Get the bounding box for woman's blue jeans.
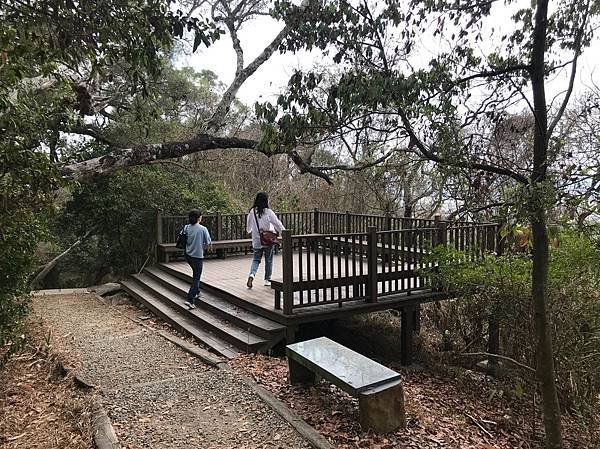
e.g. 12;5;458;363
185;255;204;301
249;246;274;280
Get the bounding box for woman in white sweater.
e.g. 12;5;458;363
246;192;285;288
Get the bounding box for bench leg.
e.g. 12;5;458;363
359;382;406;433
400;305;417;365
288;358;316;385
165;253;170;263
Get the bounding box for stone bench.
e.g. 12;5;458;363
286;337;406;433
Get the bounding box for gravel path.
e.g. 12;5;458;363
34;293;311;449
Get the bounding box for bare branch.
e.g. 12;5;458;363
288;150;333;185
206;0;309;132
59;134;260;180
397;109;529;184
547;0;591;139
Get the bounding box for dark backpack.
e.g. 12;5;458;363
175;225;188;250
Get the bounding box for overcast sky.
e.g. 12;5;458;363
180;6;600;109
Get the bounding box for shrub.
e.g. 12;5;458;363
52;166;233;284
426;230;600;414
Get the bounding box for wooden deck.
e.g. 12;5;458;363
127;210;498;359
162;252;444;325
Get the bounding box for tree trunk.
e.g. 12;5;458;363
29;234;89;289
530;0;563;447
531;210;562;448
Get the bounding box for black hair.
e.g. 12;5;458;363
252;192;269;217
188;209;202;224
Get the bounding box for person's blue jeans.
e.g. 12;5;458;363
185;255;204;301
249;246;274;280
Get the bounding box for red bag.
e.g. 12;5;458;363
254;209;278;246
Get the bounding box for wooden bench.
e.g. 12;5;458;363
286;337;406;433
158;239;253;262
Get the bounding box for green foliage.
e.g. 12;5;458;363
426;231;600;414
54;166;233;282
0;1;222;342
0;0;219;101
0;141;59;348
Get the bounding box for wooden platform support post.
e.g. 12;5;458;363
400;305;418;365
282;230;294;315
313;208;320;234
216;211;225;258
155;208;163;262
366;226;378;303
345;210;351;233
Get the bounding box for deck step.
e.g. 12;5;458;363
144;266;286;339
131;273;271;352
121;279;238;358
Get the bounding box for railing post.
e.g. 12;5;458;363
215;211;225;258
433;215;447;247
155;208;163;262
496;221;505;256
155;208;163;245
386;215;392;231
216;211;223;240
366;226;378;303
282;230;294;315
313;208;320;234
345;210;351;233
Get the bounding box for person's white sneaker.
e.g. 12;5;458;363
247;275;254;288
263;279;271;286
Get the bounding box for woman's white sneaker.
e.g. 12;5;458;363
247;275;254;288
263;279;271;286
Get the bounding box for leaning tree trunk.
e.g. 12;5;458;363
530;0;563;447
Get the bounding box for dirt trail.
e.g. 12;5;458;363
34;293;311;449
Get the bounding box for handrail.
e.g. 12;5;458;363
277;221;501;314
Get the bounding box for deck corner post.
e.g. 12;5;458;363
366;226;378;303
282;230;294;315
155;208;163;245
155;208;163;262
345;210;351;233
496;220;505;256
313;208;320;234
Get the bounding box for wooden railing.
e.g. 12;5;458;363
156;209;500;313
155;209;490;245
277;221;501;314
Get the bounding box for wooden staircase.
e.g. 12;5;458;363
121;265;286;358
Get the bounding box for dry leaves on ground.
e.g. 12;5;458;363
230;354;599;449
0;321;94;449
